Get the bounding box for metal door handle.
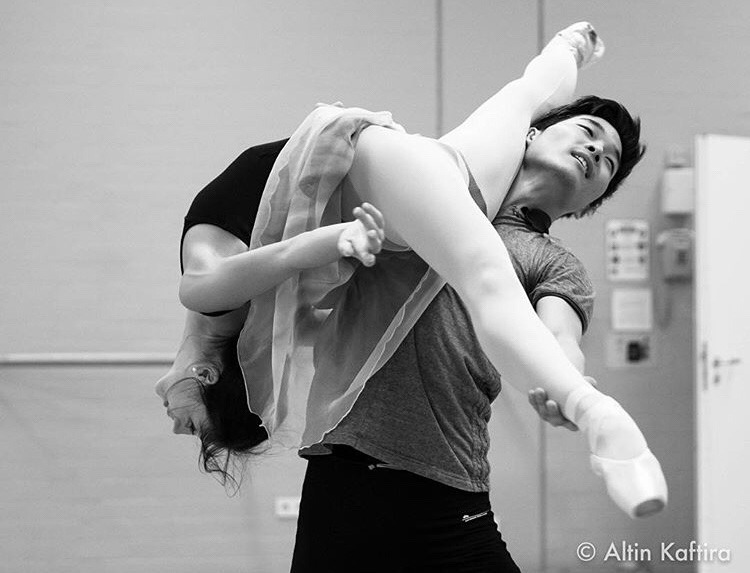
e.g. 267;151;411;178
713;357;742;385
713;358;741;368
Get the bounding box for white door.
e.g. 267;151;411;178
695;134;750;572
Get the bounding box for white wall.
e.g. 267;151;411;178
0;0;436;354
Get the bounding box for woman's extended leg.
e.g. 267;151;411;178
440;22;602;218
348;26;666;518
349;126;596;426
351;21;600;405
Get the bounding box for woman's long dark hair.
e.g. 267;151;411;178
197;334;268;491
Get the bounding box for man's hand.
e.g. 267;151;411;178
338;203;385;266
528;376;597;431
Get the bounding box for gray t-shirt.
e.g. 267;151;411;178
306;205;594;492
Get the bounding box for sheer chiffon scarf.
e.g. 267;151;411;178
238;104;460;449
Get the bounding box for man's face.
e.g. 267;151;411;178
524;114;623;215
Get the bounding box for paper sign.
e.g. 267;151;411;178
611;288;653;332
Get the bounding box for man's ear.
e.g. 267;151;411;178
191;364;220;385
526;127;540;146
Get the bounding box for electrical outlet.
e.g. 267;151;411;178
274;496;301;519
606;333;654;368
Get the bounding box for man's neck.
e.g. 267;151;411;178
501;170;562;222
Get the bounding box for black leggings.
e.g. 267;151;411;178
290;449;522;572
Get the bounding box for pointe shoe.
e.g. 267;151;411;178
591;448;668;518
564;387;667;518
546;21;605;70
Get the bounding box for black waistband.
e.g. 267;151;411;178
327;445;382;465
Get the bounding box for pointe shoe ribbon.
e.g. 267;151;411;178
590;448;668;518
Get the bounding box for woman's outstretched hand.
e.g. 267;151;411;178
338;202;385;266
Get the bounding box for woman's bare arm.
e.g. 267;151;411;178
179;204;384;314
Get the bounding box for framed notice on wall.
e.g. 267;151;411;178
605;219;650;281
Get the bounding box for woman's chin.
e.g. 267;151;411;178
154;369;182;400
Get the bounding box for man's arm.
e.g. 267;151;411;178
529;295;589;431
536;295;584;371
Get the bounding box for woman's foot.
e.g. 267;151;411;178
564;386;668;518
591;449;668;518
545;21;605;69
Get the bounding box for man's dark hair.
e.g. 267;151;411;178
532;95;646;217
197;334;269;492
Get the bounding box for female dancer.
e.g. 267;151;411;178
155;138;580;491
163;22;666;518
